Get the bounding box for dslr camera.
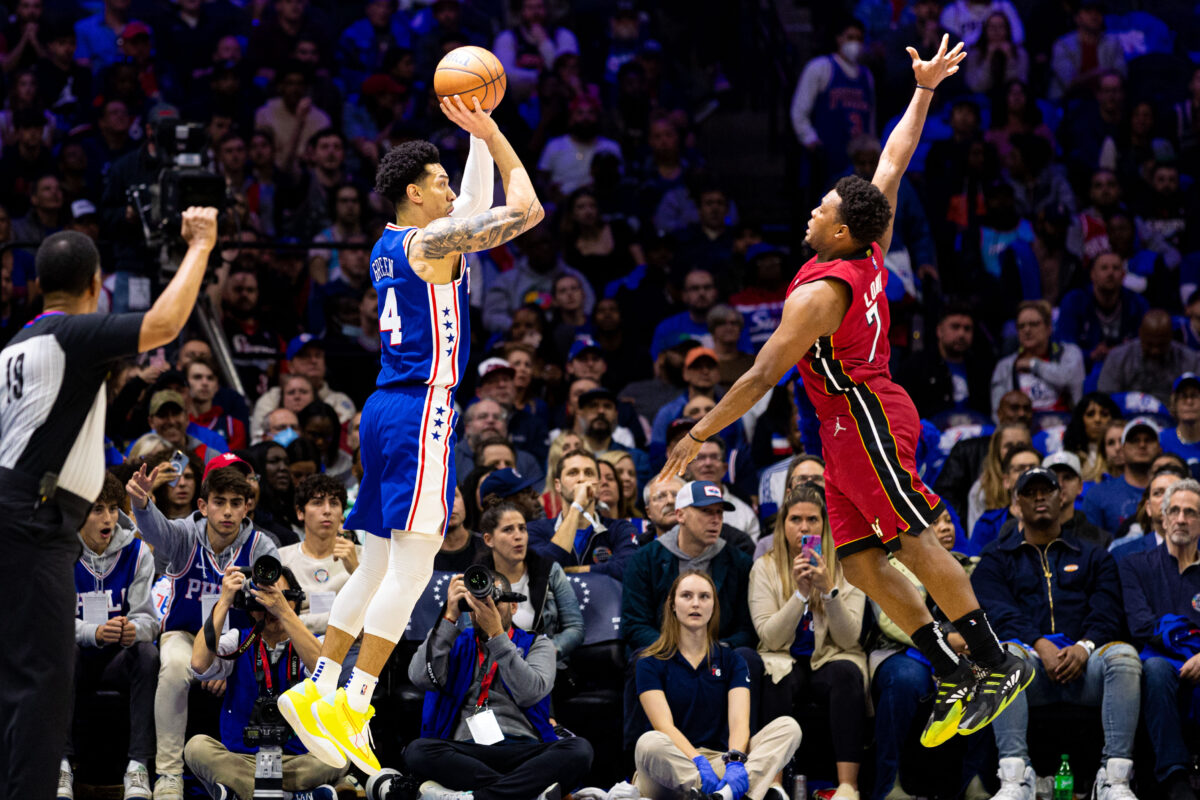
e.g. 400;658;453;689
242;693;291;750
458;565;527;613
232;555;306;614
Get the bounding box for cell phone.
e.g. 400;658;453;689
168;450;188;487
800;533;822;564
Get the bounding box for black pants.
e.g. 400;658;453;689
404;737;593;800
761;658;866;765
0;479;87;800
65;642;160;762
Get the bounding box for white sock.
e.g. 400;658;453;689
311;656;341;698
126;759;145;773
61;758;72;773
345;667;379;713
718;787;734;800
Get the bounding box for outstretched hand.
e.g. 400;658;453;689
657;433;703;485
126;463;164;510
439;95;499;141
906;34;966;89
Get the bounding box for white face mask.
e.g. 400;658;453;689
839;40;863;63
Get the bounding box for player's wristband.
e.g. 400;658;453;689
916;83;935;92
687;431;706;444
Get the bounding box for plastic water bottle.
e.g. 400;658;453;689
793;774;807;800
1054;755;1074;800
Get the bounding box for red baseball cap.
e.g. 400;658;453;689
202;452;254;482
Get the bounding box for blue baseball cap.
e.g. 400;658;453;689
674;480;734;511
1174;373;1200;393
286;333;323;361
567;335;603;362
480;468;539;499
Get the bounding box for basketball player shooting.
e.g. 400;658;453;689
661;36;1031;748
278;94;544;774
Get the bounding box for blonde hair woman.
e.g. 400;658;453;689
967;422;1032;532
635;571;801;800
749;486;868;800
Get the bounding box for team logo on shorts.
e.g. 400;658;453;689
833;419;846;437
1192;593;1200;613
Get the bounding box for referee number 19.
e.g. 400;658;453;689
380;287;402;345
4;352;23;403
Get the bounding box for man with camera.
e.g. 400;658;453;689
186;562;348;800
127;463;279;800
368;569;592;800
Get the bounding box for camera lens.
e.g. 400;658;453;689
252;554;282;586
463;565;494;599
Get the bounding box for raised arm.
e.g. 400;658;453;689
658;278;850;482
872;35;965;254
411;97;544;268
138;207;218;352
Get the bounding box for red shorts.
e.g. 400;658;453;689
818;380;945;557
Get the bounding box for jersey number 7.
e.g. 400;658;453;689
380;287;402;345
865;301;882;363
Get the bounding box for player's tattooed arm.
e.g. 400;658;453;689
416;197;543;259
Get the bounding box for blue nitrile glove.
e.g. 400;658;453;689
693;756;721;794
720;761;750;800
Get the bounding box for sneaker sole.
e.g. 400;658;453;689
957;666;1035;735
312;700;381;776
919;698;966;748
278;691;349;769
366;768;402;800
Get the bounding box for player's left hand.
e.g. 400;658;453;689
907;34;966;89
439;95;499;141
658;433;704;484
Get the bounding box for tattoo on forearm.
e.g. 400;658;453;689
420;199;539;258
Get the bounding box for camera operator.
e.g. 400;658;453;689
186;564;348;800
382;570;592;800
126;463;278;800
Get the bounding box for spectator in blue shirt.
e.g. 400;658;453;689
1119;478;1200;800
972;467;1141;800
74;0;132;76
633;570;801;800
1055;251;1150;368
651;268;750;359
1083;417;1162;533
1159;374;1200;479
337;0;412;93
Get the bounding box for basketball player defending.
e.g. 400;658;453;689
663;36;1031;748
279;96;543;773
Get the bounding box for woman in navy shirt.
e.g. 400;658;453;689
634;571;801;800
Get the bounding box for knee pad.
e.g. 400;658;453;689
327;534;391;637
362;530;443;644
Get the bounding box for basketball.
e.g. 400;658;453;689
434;46;507;112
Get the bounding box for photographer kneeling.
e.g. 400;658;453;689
185;563;349;800
380;569;593;800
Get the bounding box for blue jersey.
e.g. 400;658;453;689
372;224;471;390
813;56;874;175
159;533;263;633
75;538;148;620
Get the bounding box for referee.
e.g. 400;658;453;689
0;207;218;800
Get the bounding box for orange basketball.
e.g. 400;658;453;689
434;46;507;112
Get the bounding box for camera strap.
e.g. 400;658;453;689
473;629;515;710
256;640;299;695
216;617;267;661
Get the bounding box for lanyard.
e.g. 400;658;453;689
257;640;296;693
23;310;66;328
474;629;515;709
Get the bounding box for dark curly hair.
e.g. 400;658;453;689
833;175;892;247
375;140;441;207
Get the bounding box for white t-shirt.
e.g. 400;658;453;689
279;541;362;635
510;572;535;632
537;134;623;196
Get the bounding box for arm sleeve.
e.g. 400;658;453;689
488;633;555;705
126;543;159;643
450;135;495;220
1117;556;1157;645
621;549;661;652
131;501;194;571
789;58;830;147
635;655;664;696
547;563;585;659
748;559;806;650
1081;549;1124;646
970;551;1040;645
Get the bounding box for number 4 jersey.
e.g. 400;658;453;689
371;223;470;390
789;242;892;415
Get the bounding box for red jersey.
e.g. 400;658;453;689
788;242;893;417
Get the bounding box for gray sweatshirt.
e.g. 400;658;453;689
657;527;727;574
132;501;278;584
409;620;557;742
75;510;157;647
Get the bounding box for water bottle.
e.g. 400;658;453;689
793;773;807;800
1054;755;1074;800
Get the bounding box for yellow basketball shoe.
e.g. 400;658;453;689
278;679;348;769
313;688;381;775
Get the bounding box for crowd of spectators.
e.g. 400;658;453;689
10;0;1200;798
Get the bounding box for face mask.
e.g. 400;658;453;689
839;40;863;63
273;427;300;448
341;324;363;339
